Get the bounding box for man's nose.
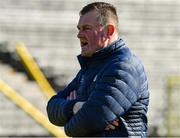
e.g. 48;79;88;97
77;30;83;38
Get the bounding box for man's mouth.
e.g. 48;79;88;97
80;39;88;47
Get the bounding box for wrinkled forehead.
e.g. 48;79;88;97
78;10;99;26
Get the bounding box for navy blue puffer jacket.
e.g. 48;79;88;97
47;38;149;137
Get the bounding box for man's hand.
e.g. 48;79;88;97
66;90;85;114
105;119;119;131
73;101;85;114
67;90;77;100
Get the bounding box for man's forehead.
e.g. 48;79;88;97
79;11;98;21
78;11;98;25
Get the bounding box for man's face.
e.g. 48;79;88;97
77;10;108;57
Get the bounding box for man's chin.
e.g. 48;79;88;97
81;52;93;57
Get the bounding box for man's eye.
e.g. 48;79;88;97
84;26;91;30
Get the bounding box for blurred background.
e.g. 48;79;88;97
0;0;180;137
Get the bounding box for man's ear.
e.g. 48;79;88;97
106;24;115;37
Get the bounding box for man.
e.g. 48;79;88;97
47;2;149;137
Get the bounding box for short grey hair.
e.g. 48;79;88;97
80;2;119;33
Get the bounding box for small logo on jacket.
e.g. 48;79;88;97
80;75;85;85
93;75;97;82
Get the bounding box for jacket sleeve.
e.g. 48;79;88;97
64;62;140;136
46;72;80;126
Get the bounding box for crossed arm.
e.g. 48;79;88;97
67;90;119;131
47;63;138;136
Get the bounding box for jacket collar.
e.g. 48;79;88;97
77;38;126;68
